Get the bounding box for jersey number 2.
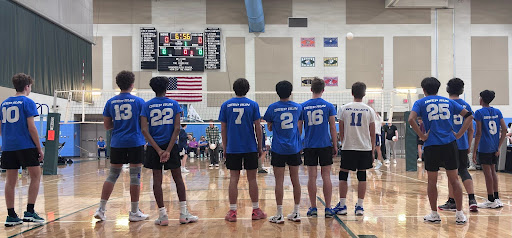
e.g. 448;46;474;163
280;112;293;129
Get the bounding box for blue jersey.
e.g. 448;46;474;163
411;95;463;147
219;97;260;154
0;96;39;151
301;98;336;148
452;99;472;150
97;141;106;147
263;101;303;155
178;129;187;150
474;107;503;153
141;97;182;145
103;93;146;148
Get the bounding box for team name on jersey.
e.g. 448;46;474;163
227;103;250;107
343;107;369;112
304;104;326;110
424;98;449;104
111;99;135;104
483;115;499;119
149;103;174;108
2;101;23;106
274;107;298;112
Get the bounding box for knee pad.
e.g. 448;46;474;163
357;171;367;181
339;171;349;181
106;167;122;184
130;167;142;185
459;168;472;182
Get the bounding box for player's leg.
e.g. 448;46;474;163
170;167;198;224
478;152;498;208
307;165;318;216
375;142;383;169
269;164;285;223
490;163;502;207
24;165;44;223
319;147;334;217
438;182;456;211
355;169;367;216
152;169;168;226
181;152;189;172
4;168;22;227
417;144;423;161
423;170;442;223
225;153;241;222
288;163;301;222
446;169;467;224
246;153;266;220
385;140;392;163
457;150;477;211
336;168;349;215
126;146;147;221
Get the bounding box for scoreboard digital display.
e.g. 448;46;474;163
158;32;204;72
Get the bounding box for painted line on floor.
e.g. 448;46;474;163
317;196;358;238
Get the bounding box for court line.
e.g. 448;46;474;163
381;169;511;207
317;196;358;238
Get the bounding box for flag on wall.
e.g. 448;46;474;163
166;77;203;102
301;37;315;47
324;77;338;86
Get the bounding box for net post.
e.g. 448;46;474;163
53;90;58;113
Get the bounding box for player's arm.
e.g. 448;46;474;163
103;117;113;130
338;119;345;144
329;115;337;156
166;113;182;153
141;116;162;153
370;122;376;152
408;111;427;141
472;120;482;163
467;120;474;150
455;109;473;139
298;120;303;135
221;122;227;158
497;119;508;157
27;116;44;161
267;122;273;132
254;119;263;154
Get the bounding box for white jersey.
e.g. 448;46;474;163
375;113;382;135
338;102;375;151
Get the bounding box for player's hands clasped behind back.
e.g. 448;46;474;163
38;149;44;162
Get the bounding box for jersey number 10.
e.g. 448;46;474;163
1;107;19;123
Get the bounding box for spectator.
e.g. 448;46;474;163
179;124;189;173
206;120;220;167
384;122;398;164
199;136;208;157
97;136;107;159
188;137;199;157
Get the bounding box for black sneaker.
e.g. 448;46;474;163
438;200;456;211
469;199;478;212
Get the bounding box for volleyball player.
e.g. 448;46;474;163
220;78;266;222
1;73;45;227
301;77;337;218
473;90;507;209
263;81;303;223
94;71;148;222
438;78;478;212
408;77;472;225
140;76;198;225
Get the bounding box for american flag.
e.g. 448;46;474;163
166;77;202;102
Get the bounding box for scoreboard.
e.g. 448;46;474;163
158;32;204;72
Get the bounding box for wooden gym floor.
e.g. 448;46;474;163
1;155;511;238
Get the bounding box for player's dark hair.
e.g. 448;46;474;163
480;90;495;104
420;77;440;95
149;76;169;95
351;82;366;99
276;80;293;99
12;73;34;92
508;122;512;128
233;78;250;96
311;77;325;94
181;124;187;128
446;78;464;96
116;70;135;91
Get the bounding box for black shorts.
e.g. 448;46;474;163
376;134;381;147
271;152;302;167
144;143;181;170
340;150;373;171
1;148;40;169
110;146;144;164
417;138;424;145
303;147;333;166
458;150;469;169
423;141;459;171
226;152;258;170
478;152;498;165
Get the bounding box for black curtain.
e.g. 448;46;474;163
0;0;92;96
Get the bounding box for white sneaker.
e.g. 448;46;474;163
209;164;214;167
478;200;499;209
181;167;190;173
423;212;441;223
129;210;149;222
393;159;397;164
374;161;382;170
287;212;301;222
467;165;476;171
455;212;467;225
495;199;504;208
215;164;220;167
384;159;390;164
268;214;285;224
94;208;106;221
154;214;169;226
417;158;422;162
180;212;198;224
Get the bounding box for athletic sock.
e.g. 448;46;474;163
468;194;475;201
131;202;139;213
99;199;108;211
7;208;17;218
27;204;35;213
158;207;167;216
494;192;499;200
431;210;439;216
252;202;259;209
229;204;237;211
488;194;495;202
339;198;346;207
357;198;364;207
455;210;463;216
293;204;300;213
276;205;283;216
180;201;188;214
447;198;455;203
